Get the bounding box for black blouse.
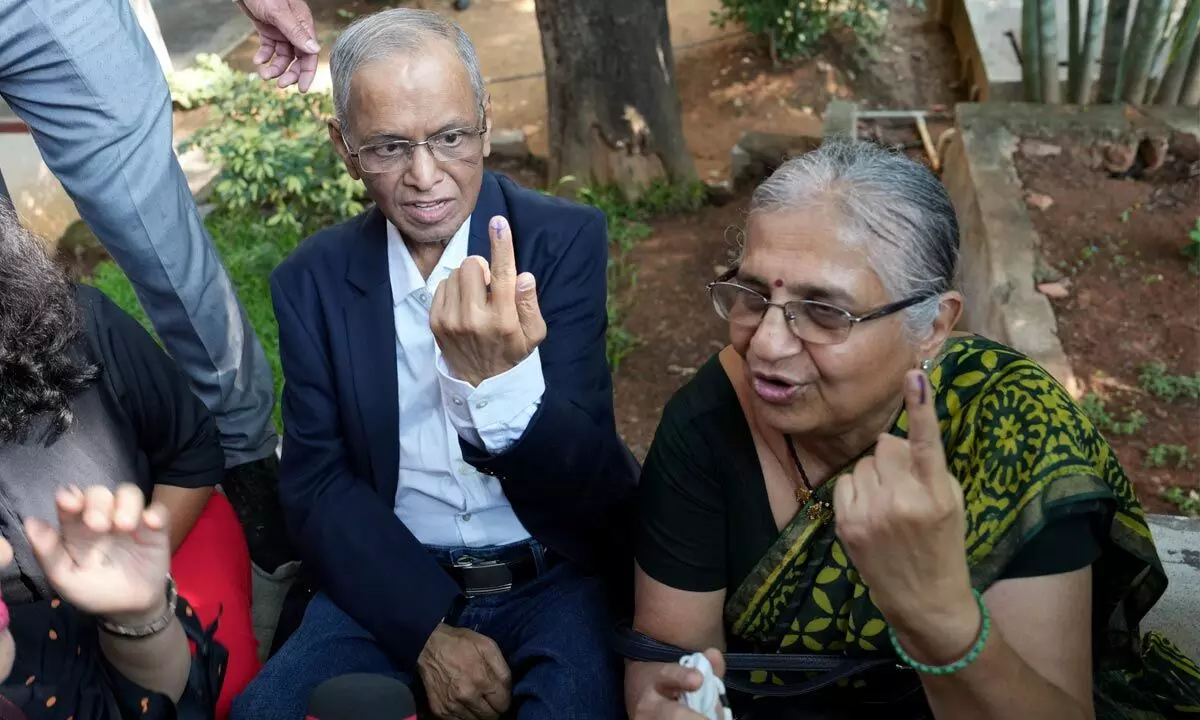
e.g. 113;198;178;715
0;285;224;605
636;355;1101;595
0;596;225;720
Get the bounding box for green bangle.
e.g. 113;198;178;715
887;589;990;675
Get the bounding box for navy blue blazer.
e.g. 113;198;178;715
270;171;637;668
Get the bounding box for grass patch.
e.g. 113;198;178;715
1079;393;1147;436
1144;443;1196;470
1138;362;1200;402
1160;487;1200;517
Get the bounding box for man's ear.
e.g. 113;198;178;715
918;290;964;359
328;120;361;181
480;93;493;159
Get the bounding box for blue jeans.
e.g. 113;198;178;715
233;546;623;720
0;0;276;466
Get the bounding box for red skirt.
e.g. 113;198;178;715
171;492;261;720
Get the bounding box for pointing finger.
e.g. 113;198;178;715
488;216;517;300
903;370;947;483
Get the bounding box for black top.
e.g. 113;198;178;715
0;596;225;720
0;285;223;604
637;355;1102;594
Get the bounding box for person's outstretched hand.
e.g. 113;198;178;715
24;484;171;621
236;0;321;92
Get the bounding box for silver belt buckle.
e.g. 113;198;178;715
453;555;511;598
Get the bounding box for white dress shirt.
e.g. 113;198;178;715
386;217;544;548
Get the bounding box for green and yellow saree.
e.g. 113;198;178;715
725;336;1199;717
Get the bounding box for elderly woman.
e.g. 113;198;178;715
626;141;1198;719
0;200;259;718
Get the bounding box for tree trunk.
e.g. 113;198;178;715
1023;0;1044;100
534;0;695;197
1039;0;1062;102
1097;0;1132;101
1122;0;1171;102
1069;0;1082;96
1181;32;1200;103
1156;0;1200;103
1074;0;1107;102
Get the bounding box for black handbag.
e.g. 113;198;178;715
613;625;930;719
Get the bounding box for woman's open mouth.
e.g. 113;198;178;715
752;374;801;404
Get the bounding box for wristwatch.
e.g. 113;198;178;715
98;575;178;638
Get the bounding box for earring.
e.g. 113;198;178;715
920;358;934;373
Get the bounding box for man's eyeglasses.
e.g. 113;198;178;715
347;126;487;174
706;271;936;346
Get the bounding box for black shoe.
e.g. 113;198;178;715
222;455;297;573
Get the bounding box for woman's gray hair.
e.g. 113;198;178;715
748;140;959;339
330;8;485;127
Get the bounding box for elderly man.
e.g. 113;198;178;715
232;9;636;720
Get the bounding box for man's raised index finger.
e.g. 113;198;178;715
489;216;517;292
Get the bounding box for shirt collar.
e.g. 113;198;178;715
386;215;471;306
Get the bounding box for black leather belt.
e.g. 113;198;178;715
437;546;553;598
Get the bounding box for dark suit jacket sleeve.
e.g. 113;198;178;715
462;212;636;558
270;267;459;668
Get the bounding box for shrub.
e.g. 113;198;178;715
712;0;893;63
168;53;241;110
180;60;365;235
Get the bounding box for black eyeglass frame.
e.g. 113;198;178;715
706;266;939;345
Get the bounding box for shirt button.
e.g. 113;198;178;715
453;397;464;406
475;400;489;409
461;512;472;522
418;291;431;304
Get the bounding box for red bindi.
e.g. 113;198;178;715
773;279;784;288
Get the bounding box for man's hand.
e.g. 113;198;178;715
235;0;321;92
418;624;512;720
431;216;547;387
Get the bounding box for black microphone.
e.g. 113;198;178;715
306;674;417;720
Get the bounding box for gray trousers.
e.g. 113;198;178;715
0;0;277;466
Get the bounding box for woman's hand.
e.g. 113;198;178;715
834;370;980;664
630;649;726;720
24;484;171;622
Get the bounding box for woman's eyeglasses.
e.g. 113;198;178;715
706;275;936;346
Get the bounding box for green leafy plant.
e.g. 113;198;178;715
168;53;242;110
1160;486;1200;516
1144;443;1195;469
1139;362;1200;402
711;0;893;63
179;58;366;234
1079;392;1146;435
1184;217;1200;274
